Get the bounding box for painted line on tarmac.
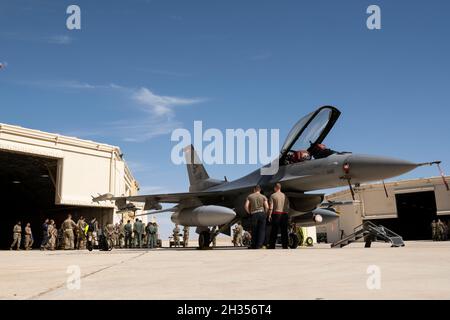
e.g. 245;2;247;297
28;251;148;300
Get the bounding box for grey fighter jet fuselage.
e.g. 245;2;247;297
93;106;425;248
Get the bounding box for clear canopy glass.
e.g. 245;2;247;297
281;107;337;154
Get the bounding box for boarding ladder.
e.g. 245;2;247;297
331;221;405;248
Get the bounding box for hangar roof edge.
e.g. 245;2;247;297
0;122;122;154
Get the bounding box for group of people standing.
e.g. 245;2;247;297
123;219;159;249
10;219;60;251
10;221;36;250
171;224;190;247
431;219;449;241
10;215;160;251
244;183;290;249
232;222;251;247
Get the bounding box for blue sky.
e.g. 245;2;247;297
1;0;449;238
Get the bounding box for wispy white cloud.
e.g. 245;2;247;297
0;32;73;45
106;116;183;142
56;81;122;90
24;80;203;118
41;80;206;142
46;35;73;45
132;87;205;116
13;79;123;90
53;80;98;89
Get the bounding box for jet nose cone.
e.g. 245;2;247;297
347;154;418;183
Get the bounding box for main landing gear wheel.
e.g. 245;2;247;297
288;233;299;249
198;231;211;249
305;236;314;247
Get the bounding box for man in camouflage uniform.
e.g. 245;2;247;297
183;226;189;247
40;218;49;250
133;219;144;248
76;216;87;250
431;220;437;241
124;220;133;248
62;214;77;250
147;222;157;248
24;222;33;250
437;219;445;241
46;220;57;250
173;224;181;247
118;221;125;248
57;227;64;249
104;223;115;249
113;223;120;248
233;223;243;247
443;221;449;241
10;221;22;250
153;223;159;248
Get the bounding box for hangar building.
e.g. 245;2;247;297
0;123;139;249
321;176;450;243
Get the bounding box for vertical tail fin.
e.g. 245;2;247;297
184;145;209;188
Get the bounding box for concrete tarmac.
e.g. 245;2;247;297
1;240;450;300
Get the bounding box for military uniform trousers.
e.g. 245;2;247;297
64;229;75;249
250;211;266;249
269;212;289;249
125;232;132;248
11;232;21;250
24;235;33;250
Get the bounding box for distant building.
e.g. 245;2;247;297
321;176;450;243
0;123;139;248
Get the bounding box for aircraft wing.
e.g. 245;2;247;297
124;191;224;204
93;190;231;210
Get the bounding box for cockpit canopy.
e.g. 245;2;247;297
280;106;341;164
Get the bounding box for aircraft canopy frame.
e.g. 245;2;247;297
279;106;341;162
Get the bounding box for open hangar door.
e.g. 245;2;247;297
367;190;438;240
0;150;113;249
395;191;438;240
